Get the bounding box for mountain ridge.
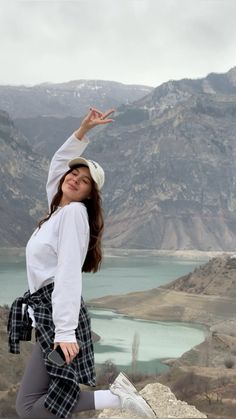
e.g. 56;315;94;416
0;79;153;119
2;67;236;249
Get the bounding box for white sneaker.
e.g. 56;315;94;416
110;372;156;418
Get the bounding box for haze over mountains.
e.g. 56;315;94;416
1;68;236;250
0;80;152;119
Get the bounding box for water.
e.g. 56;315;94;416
91;309;207;374
0;251;208;373
0;253;208;305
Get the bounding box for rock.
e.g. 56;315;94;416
163;255;236;298
210;319;236;337
97;382;207;418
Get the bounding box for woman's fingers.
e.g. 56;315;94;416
59;342;80;365
72;342;80;355
89;108;103;121
101;108;115;119
67;343;80;363
90;107;115;121
80;107;115;132
63;347;71;365
90;107;103;116
98;118;114;125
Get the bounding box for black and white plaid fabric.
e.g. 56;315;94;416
7;282;96;418
7;290;33;354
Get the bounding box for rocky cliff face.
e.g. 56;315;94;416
0;111;47;246
95;67;236;250
2;68;236;249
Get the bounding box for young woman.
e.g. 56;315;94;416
8;107;155;418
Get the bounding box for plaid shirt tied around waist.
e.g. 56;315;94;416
7;282;96;418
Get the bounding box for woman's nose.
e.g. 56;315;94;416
73;177;81;184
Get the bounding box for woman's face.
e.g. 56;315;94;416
60;167;93;206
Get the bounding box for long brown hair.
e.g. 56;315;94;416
38;167;104;273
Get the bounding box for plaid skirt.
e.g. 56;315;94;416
7;282;96;418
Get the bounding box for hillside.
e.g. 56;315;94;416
99;68;236;249
89;254;236;325
163;254;236;297
2;67;236;249
89;255;236;419
0;111;47;246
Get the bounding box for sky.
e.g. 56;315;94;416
0;0;236;88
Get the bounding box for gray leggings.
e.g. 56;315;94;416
16;341;95;418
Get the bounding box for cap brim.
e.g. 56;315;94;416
68;157;89;168
68;157;105;190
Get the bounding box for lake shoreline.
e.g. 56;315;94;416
87;288;236;371
88;303;210;334
88;287;236;328
1;246;235;259
89;306;208;372
103;248;236;259
89;304;210;367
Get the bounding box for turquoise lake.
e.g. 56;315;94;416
0;251;209;373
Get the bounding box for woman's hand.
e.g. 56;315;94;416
74;107;115;140
53;342;80;365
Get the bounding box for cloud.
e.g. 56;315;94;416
0;0;235;86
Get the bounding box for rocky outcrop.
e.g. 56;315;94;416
97;382;207;418
163;254;236;297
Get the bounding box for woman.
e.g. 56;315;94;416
8;107;155;418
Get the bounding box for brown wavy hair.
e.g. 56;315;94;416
38;166;104;273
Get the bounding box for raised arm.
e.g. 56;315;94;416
46;108;115;209
46;132;89;209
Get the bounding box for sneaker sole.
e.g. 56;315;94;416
121;373;156;416
111;372;156;417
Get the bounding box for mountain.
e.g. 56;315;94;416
97;67;236;249
163;254;236;297
2;67;236;249
0;111;47;246
136;66;236;116
0;80;153;119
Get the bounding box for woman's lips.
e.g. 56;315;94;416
68;183;78;191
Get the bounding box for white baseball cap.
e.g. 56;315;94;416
68;157;105;190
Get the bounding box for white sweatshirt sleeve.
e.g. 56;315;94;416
52;202;90;343
46;133;89;209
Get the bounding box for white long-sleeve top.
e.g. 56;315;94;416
25;133;90;342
